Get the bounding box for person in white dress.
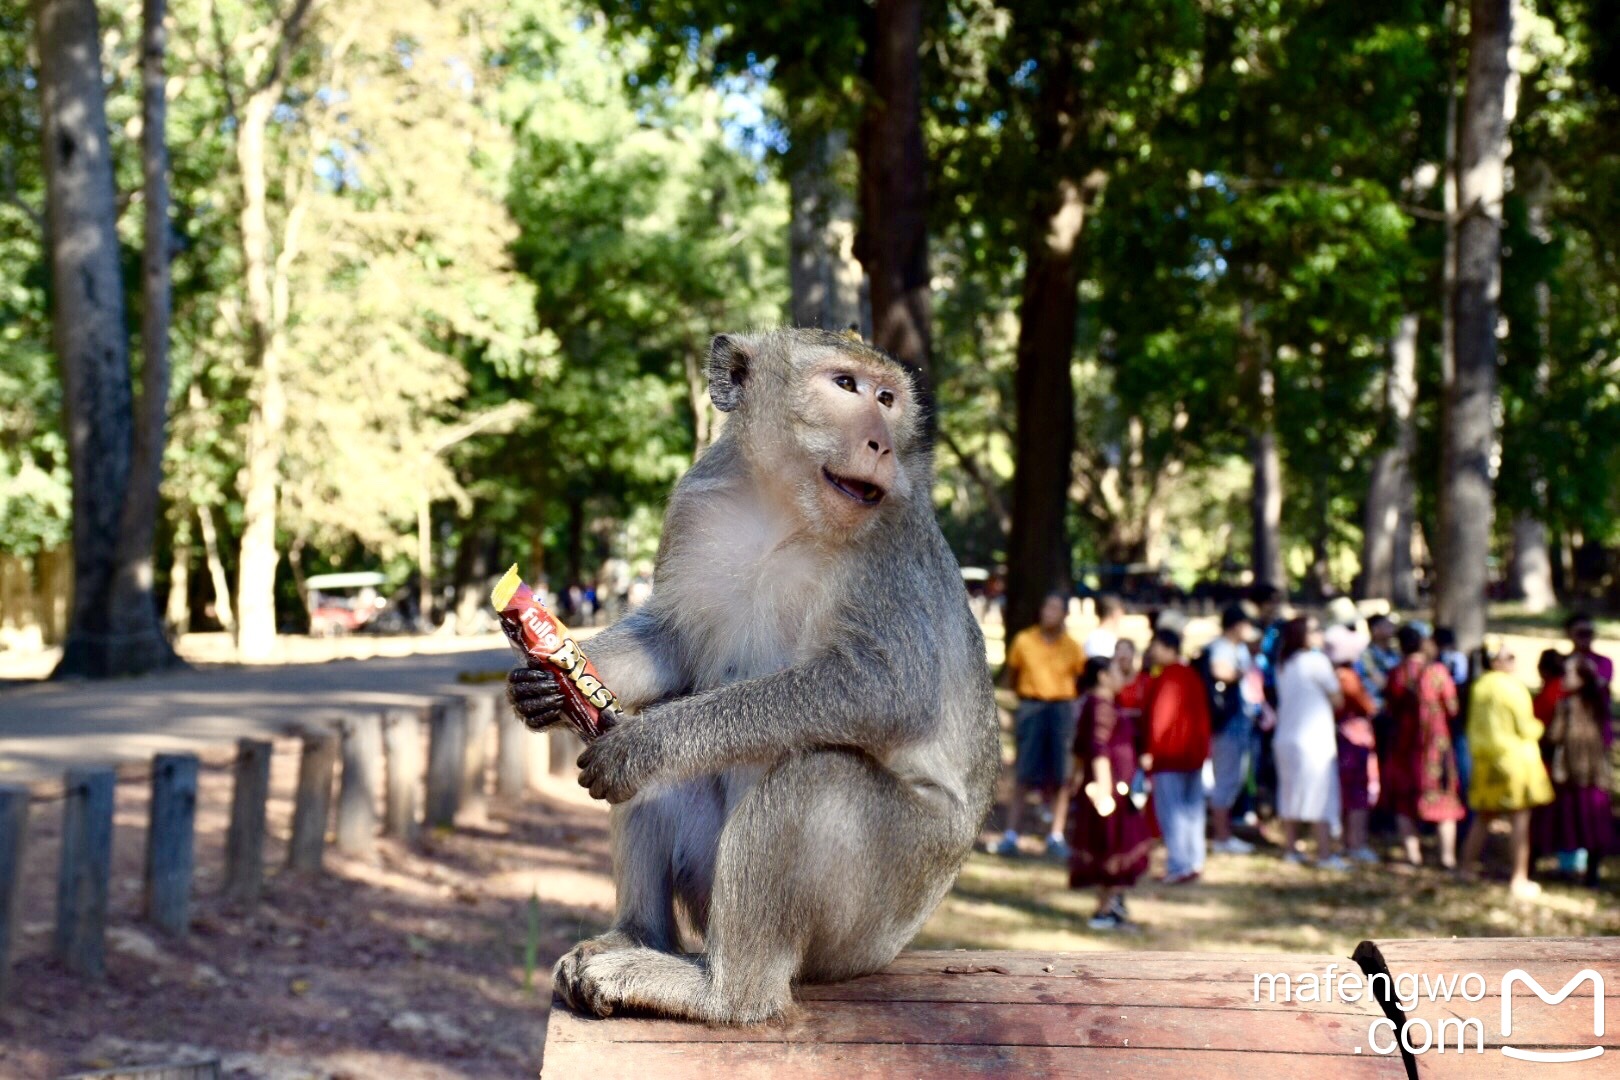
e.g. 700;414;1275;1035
1274;616;1348;869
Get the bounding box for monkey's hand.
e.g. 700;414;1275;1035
576;717;664;803
507;666;569;732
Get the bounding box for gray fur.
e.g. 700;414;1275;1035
510;328;999;1023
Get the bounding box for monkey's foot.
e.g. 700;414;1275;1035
553;930;643;1013
564;944;790;1024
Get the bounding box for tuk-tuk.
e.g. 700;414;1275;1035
304;571;388;636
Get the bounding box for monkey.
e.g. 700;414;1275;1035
508;328;1000;1024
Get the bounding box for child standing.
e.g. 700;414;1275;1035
1068;656;1153;930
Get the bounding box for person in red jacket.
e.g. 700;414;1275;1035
1143;626;1211;884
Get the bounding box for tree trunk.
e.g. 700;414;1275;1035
1437;0;1516;652
681;340;715;457
855;0;932;422
197;504;235;633
1437;0;1461;596
416;494;432;630
233;88;285;661
789;128;866;334
165;514;190;634
451;527;493;631
1251;426;1284;592
1361;314;1420;606
1511;517;1555;613
1508;158;1556;613
1003;49;1099;640
1241;300;1285;592
109;0;179;669
228;0;314;661
38;0;177;678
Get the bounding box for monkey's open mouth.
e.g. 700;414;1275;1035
822;467;886;507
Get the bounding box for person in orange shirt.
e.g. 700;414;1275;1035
1143;626;1211;883
995;593;1088;859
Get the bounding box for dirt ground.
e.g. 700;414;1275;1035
0;740;614;1080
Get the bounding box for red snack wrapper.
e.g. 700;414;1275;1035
492;564;622;740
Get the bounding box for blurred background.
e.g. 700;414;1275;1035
0;0;1617;670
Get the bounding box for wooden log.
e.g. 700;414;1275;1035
548;727;583;776
527;720;553;790
287;731;338;873
425;699;465;829
222;738;272;904
55;766;116;976
458;690;493;823
336;711;383;856
383;707;421;841
495;697;530;798
0;783;29;1004
143;752;199;936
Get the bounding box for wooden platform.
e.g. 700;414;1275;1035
542;949;1405;1077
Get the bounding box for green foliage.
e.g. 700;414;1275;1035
3;0;1619;629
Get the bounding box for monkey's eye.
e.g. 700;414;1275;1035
877;389;896;409
833;374;858;394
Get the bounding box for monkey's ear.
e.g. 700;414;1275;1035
707;334;753;413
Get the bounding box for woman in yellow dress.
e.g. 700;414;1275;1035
1460;637;1554;898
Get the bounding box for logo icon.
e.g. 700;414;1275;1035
1501;968;1605;1063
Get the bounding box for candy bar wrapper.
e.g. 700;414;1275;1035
492;565;622;741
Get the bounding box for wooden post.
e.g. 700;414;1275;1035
496;702;530;798
287;731;338;873
548;728;583;776
0;784;29;1003
425;699;464;829
223;738;272;905
55;766;115;977
383;707;421;841
459;691;493;823
337;712;383;856
143;752;198;936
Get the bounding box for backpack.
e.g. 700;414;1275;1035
1194;645;1245;735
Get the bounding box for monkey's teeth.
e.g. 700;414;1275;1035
822;467;885;506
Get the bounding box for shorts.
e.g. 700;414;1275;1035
1015;699;1077;793
1209;714;1255;810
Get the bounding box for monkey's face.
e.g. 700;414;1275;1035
789;358;914;535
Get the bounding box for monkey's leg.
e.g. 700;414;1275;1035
555;777;722;1010
572;751;953;1023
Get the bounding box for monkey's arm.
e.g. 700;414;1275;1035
577;627;934;803
572;605;690;711
507;605;688;731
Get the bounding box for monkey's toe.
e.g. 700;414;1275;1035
553;950;586;1012
571;951;633;1018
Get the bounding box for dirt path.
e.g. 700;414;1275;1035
0;748;613;1080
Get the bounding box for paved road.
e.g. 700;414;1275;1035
0;641;513;785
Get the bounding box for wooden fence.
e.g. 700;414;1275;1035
0;682;581;1003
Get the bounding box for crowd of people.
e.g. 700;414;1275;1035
992;591;1617;932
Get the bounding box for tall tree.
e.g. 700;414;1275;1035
36;0;178;677
1004;40;1089;637
1438;0;1516;650
1360;314;1420;606
857;0;932;412
221;0;315;660
789;128;865;333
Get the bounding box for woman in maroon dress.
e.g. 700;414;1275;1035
1383;624;1465;868
1535;655;1615;887
1067;656;1154;930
